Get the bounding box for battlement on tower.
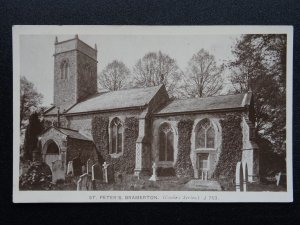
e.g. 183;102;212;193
54;35;97;61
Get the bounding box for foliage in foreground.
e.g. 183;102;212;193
19;162;52;190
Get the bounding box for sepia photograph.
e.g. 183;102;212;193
13;26;293;202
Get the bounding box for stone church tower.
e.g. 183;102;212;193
53;35;98;112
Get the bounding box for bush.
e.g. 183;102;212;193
258;137;286;179
19;162;52;190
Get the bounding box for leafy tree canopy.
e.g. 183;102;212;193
229;34;286;154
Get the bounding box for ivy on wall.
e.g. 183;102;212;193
174;119;194;177
91;116;109;158
91;116;138;174
214;115;243;181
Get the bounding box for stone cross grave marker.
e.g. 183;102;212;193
92;163;102;181
52;160;65;183
103;162;114;183
67;161;73;176
103;162;109;183
77;173;93;191
72;157;82;176
149;162;158;181
82;165;86;174
86;159;93;174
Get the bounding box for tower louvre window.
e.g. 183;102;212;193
60;60;69;79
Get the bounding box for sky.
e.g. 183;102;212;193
20;33;240;106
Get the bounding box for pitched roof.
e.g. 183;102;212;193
155;92;252;115
57;127;92;141
66;85;163;114
39;126;92;141
43;106;58;115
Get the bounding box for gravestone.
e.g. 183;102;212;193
235;162;245;192
86;159;93;174
243;163;248;192
92;163;102;181
20;161;31;175
77;173;93;191
103;162;114;183
276;172;287;187
72;157;82;176
82;165;86;174
67;161;73;176
52;160;65;183
149;162;158;181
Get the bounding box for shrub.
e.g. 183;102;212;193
19;162;52;190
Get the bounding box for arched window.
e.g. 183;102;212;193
110;118;123;154
46;141;59;154
195;119;215;149
159;123;174;161
60;60;69;79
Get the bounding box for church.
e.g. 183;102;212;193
40;35;259;184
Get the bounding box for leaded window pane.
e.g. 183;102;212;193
207;126;215;148
196;127;205;148
111;124;117;153
201;118;210;129
166;131;174;161
159;123;174;162
159;130;166;161
117;125;123;153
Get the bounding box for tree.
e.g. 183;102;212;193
20;76;43;128
98;60;130;91
133;51;183;98
182;49;224;98
23;112;44;161
228;34;286;154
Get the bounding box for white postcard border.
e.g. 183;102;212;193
13;25;293;203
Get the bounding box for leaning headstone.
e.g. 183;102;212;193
77;173;93;191
276;172;287;187
67;161;73;176
92;163;102;181
149;162;158;181
52;160;65;183
72;157;82;176
86;159;93;174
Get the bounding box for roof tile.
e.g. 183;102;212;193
155;93;248;115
